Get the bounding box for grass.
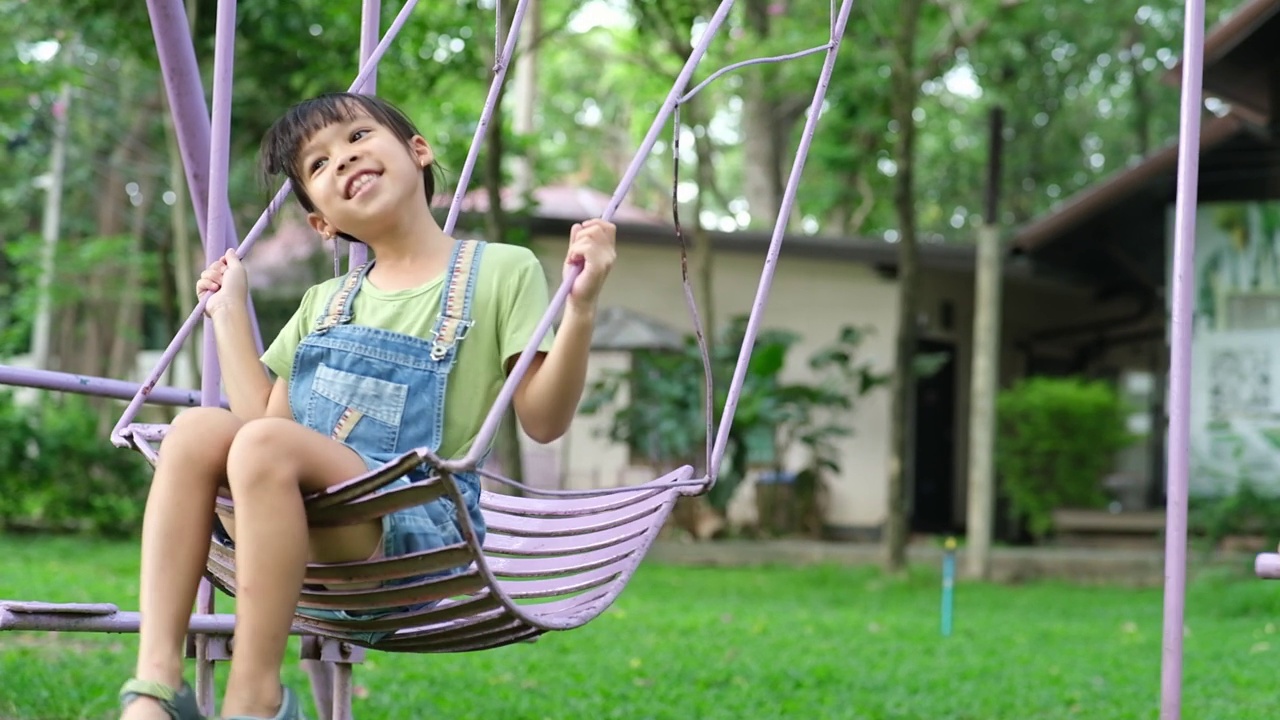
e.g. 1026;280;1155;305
2;535;1279;719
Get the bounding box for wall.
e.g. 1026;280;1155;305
1177;201;1280;497
529;236;899;530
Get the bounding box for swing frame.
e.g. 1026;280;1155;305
0;0;857;717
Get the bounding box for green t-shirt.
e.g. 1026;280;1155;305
260;242;555;460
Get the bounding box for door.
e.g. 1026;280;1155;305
911;339;957;533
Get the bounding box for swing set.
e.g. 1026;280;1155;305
0;0;853;717
0;0;1262;719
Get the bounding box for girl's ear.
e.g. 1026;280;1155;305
410;135;434;168
307;212;337;240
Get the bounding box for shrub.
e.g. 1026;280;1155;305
0;391;152;536
995;376;1134;540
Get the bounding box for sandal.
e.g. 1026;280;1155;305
220;686;301;720
118;678;205;720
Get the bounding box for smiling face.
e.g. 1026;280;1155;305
295;114;433;240
259;93;439;244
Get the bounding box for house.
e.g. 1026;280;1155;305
1010;0;1280;504
237;182;1116;541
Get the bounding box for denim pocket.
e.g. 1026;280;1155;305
305;362;408;455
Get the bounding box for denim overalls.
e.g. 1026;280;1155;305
289;239;489;633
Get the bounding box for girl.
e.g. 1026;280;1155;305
117;92;616;720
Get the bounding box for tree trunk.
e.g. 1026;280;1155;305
484;6;527;496
739;0;792;229
1126;28;1152;157
162;85;201;391
883;0;925;573
510;0;540;198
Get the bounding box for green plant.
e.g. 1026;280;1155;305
1190;480;1280;553
581;317;887;526
0;390;151;536
994;376;1134;540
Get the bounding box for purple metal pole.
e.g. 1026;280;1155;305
191;0;238;712
144;0;264;349
710;0;851;479
0;365;219;407
455;0;739;470
1160;0;1206;717
144;0;220;245
348;0;381;269
441;0;534;236
115;0;424;444
201;0;238;409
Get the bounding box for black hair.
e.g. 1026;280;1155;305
259;92;444;223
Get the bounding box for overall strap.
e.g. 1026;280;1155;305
314;262;372;332
429;239;485;361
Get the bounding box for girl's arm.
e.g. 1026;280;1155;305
511;304;593;443
200;248;285;421
211;304;278;420
513;219;615;443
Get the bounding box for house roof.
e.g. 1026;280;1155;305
1010;110;1258;253
1003;0;1280;274
1164;0;1280;117
245;181;1026;293
434;184;670;226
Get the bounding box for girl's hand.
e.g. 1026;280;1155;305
197;249;250;317
564;219;616;314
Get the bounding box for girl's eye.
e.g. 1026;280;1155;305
351;129;369;142
310;158;327;173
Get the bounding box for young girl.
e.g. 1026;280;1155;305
117;92;616;720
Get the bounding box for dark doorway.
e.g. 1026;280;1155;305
911;338;957;533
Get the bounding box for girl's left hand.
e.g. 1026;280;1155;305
565;218;617;312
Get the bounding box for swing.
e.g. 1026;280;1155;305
0;0;853;716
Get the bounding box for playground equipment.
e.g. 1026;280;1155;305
0;0;854;717
0;0;1248;718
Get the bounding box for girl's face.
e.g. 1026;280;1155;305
297;110;433;240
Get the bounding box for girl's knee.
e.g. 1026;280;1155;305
170;406;240;438
226;418;297;490
160;407;241;462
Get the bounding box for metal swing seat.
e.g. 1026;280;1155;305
0;0;854;716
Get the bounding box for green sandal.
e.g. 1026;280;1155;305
118;678;205;720
220;686;301;720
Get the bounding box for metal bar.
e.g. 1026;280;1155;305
114;0;425;444
0;365;219;407
455;0;739;470
710;0;854;478
1159;0;1206;717
200;0;238;410
440;0;535;235
143;0;263;368
348;0;381;269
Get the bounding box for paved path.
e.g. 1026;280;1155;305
646;538;1259;586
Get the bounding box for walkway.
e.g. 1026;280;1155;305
647;538;1257;586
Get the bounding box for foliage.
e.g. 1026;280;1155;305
581;318;887;515
0;232;161;355
1190;481;1280;553
994;376;1134;540
0;391;152;536
5;536;1280;719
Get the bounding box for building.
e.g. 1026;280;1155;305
1011;0;1280;505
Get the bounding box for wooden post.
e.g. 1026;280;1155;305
964;106;1004;579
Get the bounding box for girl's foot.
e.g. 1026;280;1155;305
221;686;300;720
118;679;204;720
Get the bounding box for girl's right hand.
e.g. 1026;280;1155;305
197;249;249;317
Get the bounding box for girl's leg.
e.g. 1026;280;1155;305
218;417;383;719
123;407;242;720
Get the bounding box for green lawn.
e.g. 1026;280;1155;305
2;535;1278;719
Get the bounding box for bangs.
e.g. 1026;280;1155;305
260;93;418;179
